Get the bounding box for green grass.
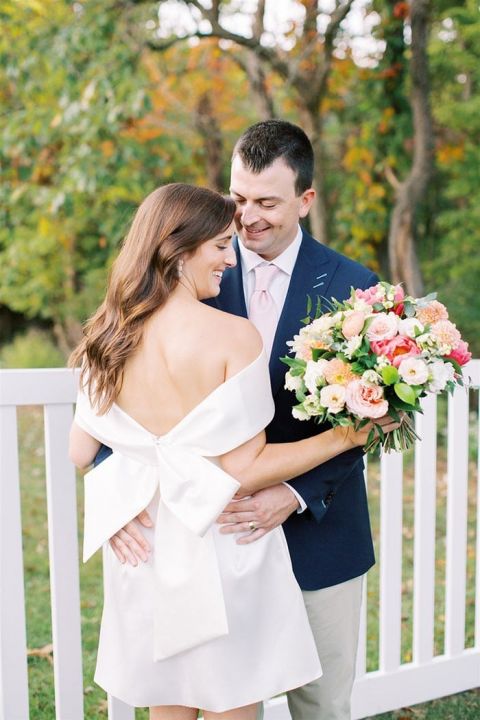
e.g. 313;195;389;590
16;400;479;719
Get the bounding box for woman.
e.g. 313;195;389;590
69;184;396;720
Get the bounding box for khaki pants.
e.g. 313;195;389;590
259;575;364;720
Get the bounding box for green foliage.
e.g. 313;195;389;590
0;329;65;368
0;0;478;358
422;0;480;354
0;0;173;346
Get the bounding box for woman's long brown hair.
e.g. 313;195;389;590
70;183;236;413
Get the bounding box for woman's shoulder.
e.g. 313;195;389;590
200;305;263;372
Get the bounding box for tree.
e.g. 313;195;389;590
150;0;358;244
0;0;159;351
386;0;434;296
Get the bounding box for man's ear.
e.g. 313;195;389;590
299;188;316;218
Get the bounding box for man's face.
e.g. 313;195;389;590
230;155;315;261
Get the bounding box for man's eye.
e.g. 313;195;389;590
217;245;228;250
261;203;276;209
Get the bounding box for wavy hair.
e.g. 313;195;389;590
70;183;236;413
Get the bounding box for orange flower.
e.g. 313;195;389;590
416;301;448;325
323;359;356;386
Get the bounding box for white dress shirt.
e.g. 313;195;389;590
238;226;307;512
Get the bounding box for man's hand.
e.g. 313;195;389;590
109;510;153;565
216;485;299;545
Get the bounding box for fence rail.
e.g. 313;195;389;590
1;362;479;720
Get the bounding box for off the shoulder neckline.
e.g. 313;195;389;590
111;349;266;440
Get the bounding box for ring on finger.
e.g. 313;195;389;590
248;520;258;531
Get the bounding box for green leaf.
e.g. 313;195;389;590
403;301;416;318
381;366;399;385
393;383;417;406
280;356;306;369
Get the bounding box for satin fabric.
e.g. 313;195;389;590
75;352;322;711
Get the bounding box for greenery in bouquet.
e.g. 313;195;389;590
281;282;471;453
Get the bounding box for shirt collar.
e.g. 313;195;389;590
238;225;303;276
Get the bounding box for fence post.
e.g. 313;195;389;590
0;405;30;720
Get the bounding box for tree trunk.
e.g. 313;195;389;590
387;0;433;296
195;92;225;192
239;51;275;119
299;108;329;244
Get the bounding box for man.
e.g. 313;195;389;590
101;120;378;720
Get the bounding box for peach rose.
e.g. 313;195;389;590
446;339;471;366
431;320;461;352
416;300;448;325
342;311;366;339
370;336;421;367
323;358;356;386
345;380;389;419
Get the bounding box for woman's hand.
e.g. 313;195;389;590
343;413;403;448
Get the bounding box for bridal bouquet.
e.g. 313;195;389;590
281;282;471;453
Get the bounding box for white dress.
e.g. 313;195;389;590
75;352;322;711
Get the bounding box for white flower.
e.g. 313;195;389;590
284;371;303;392
362;369;382;385
428;360;455;393
319;384;346;414
286;326;317;360
398;317;424;338
398;357;429;386
415;332;437;350
353;298;372;313
344;335;362;359
310;315;336;333
366;312;399;342
304;359;328;394
376;355;392;369
292;406;310;421
303;394;323;416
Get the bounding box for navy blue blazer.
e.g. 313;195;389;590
207;230;379;590
94;229;378;590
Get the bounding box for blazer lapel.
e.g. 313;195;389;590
269;231;339;396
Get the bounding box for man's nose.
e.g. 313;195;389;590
239;202;260;226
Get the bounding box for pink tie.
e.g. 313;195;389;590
249;264;280;357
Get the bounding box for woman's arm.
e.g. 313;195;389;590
69;422;101;469
220;417;397;496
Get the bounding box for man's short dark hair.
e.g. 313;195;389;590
232;120;314;195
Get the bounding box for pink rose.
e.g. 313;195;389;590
370;335;421;367
355;285;383;306
447;340;471;366
345;380;389;419
393;285;405;316
342;311;366;339
366;312;398;342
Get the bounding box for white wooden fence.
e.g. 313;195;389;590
1;362;479;720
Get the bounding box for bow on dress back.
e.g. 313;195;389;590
75;352;274;660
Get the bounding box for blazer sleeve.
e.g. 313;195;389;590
287;445;364;523
286;268;379;523
94;443;113;466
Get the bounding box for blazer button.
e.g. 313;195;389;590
324;491;335;505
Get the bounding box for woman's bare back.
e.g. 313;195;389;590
115;298;260;437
